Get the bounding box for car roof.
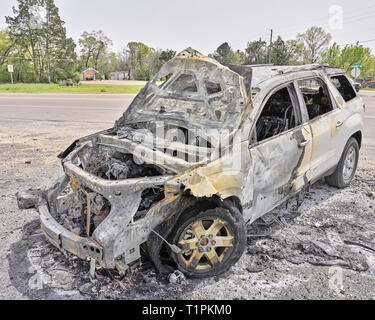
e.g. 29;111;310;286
227;64;346;89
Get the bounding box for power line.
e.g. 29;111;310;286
360;39;375;44
278;14;375;40
341;12;375;25
338;39;375;47
272;5;375;35
270;6;375;41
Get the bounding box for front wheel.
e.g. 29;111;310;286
326;137;359;188
170;207;246;278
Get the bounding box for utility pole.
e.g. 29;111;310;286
268;29;273;64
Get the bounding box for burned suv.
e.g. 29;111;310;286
32;48;364;278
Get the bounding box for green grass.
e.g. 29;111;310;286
0;83;144;94
361;88;375;91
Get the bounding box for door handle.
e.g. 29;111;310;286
336;121;344;128
299;139;310;148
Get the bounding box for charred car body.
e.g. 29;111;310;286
31;48;364;278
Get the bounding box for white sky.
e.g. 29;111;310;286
1;0;375;55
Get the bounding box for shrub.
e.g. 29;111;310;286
72;72;81;84
58;79;75;86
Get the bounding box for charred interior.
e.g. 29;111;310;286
256;87;296;142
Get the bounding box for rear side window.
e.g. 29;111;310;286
297;78;334;121
330;75;357;102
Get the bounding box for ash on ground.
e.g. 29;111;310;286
7;168;375;300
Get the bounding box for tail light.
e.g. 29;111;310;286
363;104;366;112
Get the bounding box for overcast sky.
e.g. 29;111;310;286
1;0;375;55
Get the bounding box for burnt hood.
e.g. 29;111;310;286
115;48;250;134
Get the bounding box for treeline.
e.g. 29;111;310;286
3;0;77;83
0;0;177;83
0;0;374;84
210;28;375;78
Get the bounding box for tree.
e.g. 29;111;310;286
320;42;375;78
270;37;310;65
244;39;268;64
233;50;246;65
126;42;153;80
51;36;77;82
97;51;120;78
284;40;309;65
159;49;176;64
6;0;43;82
6;0;77;83
297;26;332;63
0;29;35;82
210;42;245;65
271;36;290;65
117;44;174;80
0;29;12;66
319;43;341;66
79;30;112;70
41;0;74;82
117;47;131;76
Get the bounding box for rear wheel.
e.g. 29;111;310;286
170;207;246;278
326;137;359;188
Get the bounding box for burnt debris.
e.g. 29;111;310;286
85;151;164;180
16;189;45;210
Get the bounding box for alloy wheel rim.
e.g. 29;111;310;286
343;146;356;183
176;217;235;272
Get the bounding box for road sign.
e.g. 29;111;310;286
351;67;361;78
8;65;14;90
351;63;362;69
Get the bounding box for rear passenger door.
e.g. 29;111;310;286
296;77;345;181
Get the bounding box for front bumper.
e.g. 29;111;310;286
40;139;175;269
38;204;103;261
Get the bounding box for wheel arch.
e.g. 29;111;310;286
174;195;244;225
351;130;362;149
146;194;244;274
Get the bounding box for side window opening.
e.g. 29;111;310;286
157;73;173;88
330;75;357;102
205;80;222;95
255;86;297;143
167;74;198;93
297;78;334;121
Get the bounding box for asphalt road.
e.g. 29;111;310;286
0;93;136;124
0;91;374;152
361;91;375;151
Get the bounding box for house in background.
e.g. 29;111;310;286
110;71;128;80
82;68;99;81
